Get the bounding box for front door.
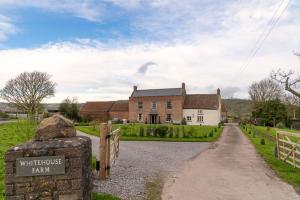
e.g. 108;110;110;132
150;114;157;124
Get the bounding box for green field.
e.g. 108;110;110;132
0;121;120;200
76;123;223;142
239;125;300;193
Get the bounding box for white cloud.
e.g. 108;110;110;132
0;15;16;42
0;0;104;22
0;0;299;103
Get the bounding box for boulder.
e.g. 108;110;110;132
35;114;76;141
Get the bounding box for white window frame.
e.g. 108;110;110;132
166;114;172;122
152;101;157;109
138;102;143;109
166;101;172;109
197;115;204;122
138;113;142;121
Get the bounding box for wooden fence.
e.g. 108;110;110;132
99;122;120;180
276;130;300;169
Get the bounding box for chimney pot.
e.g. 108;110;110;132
182;82;186;89
217;88;220;95
134;85;137;91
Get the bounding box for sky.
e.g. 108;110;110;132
0;0;299;103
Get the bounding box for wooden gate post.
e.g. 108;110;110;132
100;123;108;180
107;121;112;176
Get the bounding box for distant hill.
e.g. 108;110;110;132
223;99;252;118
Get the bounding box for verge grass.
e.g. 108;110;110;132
240;125;300;193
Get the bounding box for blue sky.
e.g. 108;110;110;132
0;0;299;102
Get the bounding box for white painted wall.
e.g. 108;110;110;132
183;109;221;126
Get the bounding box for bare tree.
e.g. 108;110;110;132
271;69;300;98
0;71;56;116
248;78;283;103
282;93;300;119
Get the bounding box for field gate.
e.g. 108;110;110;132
276;130;300;169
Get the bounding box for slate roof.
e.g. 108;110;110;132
131;88;183;97
183;94;219;110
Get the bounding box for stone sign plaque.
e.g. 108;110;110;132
16;156;65;177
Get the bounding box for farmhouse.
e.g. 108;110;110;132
80;83;226;125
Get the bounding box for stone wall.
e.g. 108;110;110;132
4;136;92;200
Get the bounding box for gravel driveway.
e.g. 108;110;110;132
77;131;210;200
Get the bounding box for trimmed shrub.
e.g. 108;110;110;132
175;127;180;138
155;126;168;137
146;127;151;137
260;138;266;145
139;127;145;137
181;118;187;125
169;127;174;138
209;131;213;137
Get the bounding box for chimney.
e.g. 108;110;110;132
182;82;186;90
133;85;138;91
217;88;220;95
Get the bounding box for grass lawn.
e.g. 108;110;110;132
0;121;120;200
76;124;223;142
239;125;300;193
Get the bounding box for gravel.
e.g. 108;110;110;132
77;131;210;200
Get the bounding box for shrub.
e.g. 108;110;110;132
248;130;251;134
266;126;270;131
155;126;168;137
169;127;174;138
0;110;9;119
139;127;145;137
260;138;265;145
89;120;100;131
181;118;187;125
175;127;180;138
146;127;151;137
275;122;285;129
209;131;213;137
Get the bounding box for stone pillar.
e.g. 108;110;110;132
4;114;93;200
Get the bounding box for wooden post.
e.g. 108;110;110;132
117;130;120;157
107;121;112;177
276;131;280;160
100;123;108;180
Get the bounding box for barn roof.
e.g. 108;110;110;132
80;101;115;113
131;88;183;97
110;100;129;112
183;94;219;110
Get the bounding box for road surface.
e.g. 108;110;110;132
162;125;300;200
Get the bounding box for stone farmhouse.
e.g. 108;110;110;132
80;83;227;125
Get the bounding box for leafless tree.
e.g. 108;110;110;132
248;78;283;103
0;71;56;116
271;69;300;98
282;93;299;119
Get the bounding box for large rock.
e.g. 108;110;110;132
35;114;76;141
